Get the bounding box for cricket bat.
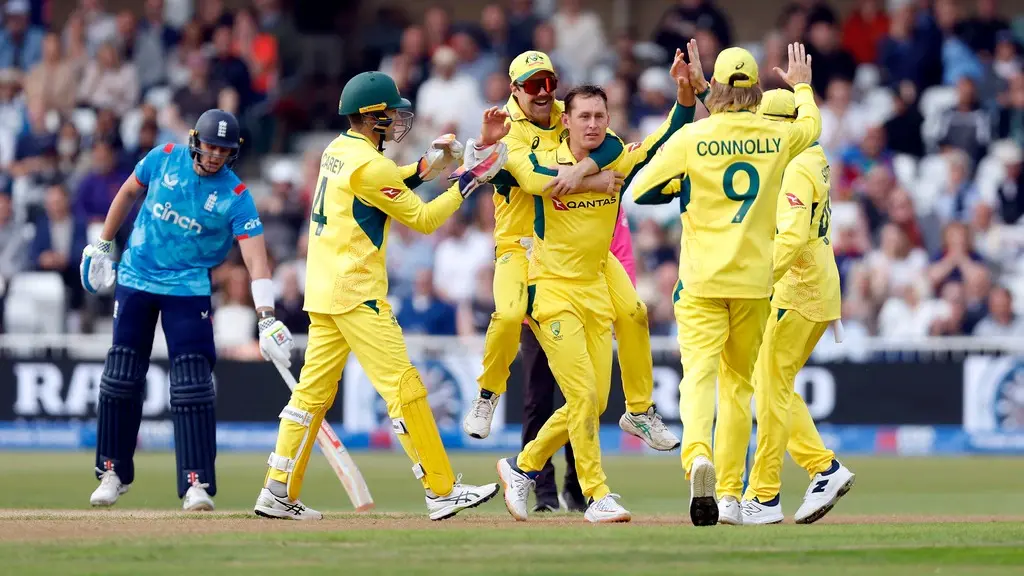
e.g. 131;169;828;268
271;359;375;512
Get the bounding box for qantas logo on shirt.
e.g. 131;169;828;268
627;142;642;152
381;187;404;200
785;193;806;208
551;197;618;211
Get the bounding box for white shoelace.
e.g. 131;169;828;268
594;493;623;511
190;482;211;491
648;410;669;433
98;470;119;487
514;471;535;502
470;397;494;419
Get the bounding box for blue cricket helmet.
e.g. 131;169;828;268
189;109;242;169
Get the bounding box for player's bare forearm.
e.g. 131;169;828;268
239;235;273;312
100;175;145;241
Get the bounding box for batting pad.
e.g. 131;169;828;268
96;345;147;485
169;354;217;499
394;369;455;496
267;403;325;502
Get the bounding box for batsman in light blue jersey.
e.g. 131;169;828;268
80;109;295;511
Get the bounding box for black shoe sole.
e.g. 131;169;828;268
432;484;500;522
690;496;719;527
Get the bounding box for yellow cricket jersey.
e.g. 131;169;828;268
494;95;624;252
500;103;694;282
771;144;841;321
303;130;464;315
631;83;822;299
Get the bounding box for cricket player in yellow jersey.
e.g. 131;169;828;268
495;61;697;523
630;43;821;526
739;89;855;525
254;71;509;521
462;49;680;455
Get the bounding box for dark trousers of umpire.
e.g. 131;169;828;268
520;324;582;505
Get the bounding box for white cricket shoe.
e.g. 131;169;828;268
742;496;784;525
90;469;128;507
497;457;534;521
426;476;499;521
183;481;215;511
463;393;500;439
718;496;743;525
688;455;718;526
253;487;324;520
619;407;681;451
795;460;855;524
584;493;631;523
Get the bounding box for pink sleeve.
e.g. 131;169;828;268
609;210;637;286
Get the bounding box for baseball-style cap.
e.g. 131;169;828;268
757;89;796;121
509;51;556;83
713;47;759;88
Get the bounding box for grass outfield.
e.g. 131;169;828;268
0;452;1022;574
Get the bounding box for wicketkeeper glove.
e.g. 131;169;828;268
447;138;509;199
416;134;465;181
80;239;117;294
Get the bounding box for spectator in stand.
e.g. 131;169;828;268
55;120;90;191
274;263;309;335
73;139;129;241
933;149;980;224
415;46;481;140
90;107;124;153
78;0;117;57
480;4;512;62
778;4;807;45
457;265;495;337
996;73;1024;148
210;24;252;111
77;40;138;116
0;0;43;71
604;77;631;137
551;0;606;84
0;191;29;289
634;219;678;275
877;280;947;338
140;0;180;52
166;20;204;89
937;76;991;162
198;0;233;44
396;269;457;336
233;8;278;100
830;202;871;289
973;285;1024;336
991;31;1021;82
646;262;679;336
380;25;428;107
507;0;539;57
432;211;493;305
423;5;451;56
530;21;573;86
9;99;54;182
258;161;304;262
890;187;937;253
927;221;990;297
935;0;984;86
819;77;869;161
884;80;926;157
360;7;405;71
877;3;926;90
804;9;856;96
961;0;1010;57
252;0;300;82
866;222;930;305
213;266;262;360
125;119;158;168
928;280;970;335
653;0;732;57
631;67;676;135
841;124;893;194
387;222;435;302
23;33;75;114
0;67;23;169
984;139;1024;225
165;56;222;140
117;9;165;96
29;183;88;312
759;31;790;91
452;27;499;88
840;0;889;65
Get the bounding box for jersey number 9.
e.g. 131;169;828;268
311;176;328;236
723;162;760;224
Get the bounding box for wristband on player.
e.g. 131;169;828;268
251;278;275;311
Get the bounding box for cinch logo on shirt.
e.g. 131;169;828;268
153;202;203;233
243;217;262;231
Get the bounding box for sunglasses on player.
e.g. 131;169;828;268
518;76;558;96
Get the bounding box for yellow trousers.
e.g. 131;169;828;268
517;279;614;501
674;292;770;501
477;248;652;413
266;301;451;499
745;308;836;501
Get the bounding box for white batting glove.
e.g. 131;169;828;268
80;239;116;294
417;134;465;181
259;317;294;368
447;138;509;198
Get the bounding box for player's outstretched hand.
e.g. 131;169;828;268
259;316;294;368
774;42;812;88
670;47;695;106
449;138;509;198
478;107;511;147
685;39;709;94
80;239;116;294
417;134;465;181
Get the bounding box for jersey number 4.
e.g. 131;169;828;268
723;162;760;223
311;176;328;236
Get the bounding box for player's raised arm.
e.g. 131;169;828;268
772;164;815;283
629;131;689;205
775;43;822;158
79;145;162;294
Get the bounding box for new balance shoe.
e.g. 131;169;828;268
741;495;784;525
463;391;500;439
795;460;855;524
584;493;631;523
425;476;500;521
718;496;742;525
253;487;324;520
688;456;718;526
619;406;681;451
497;457;535;521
